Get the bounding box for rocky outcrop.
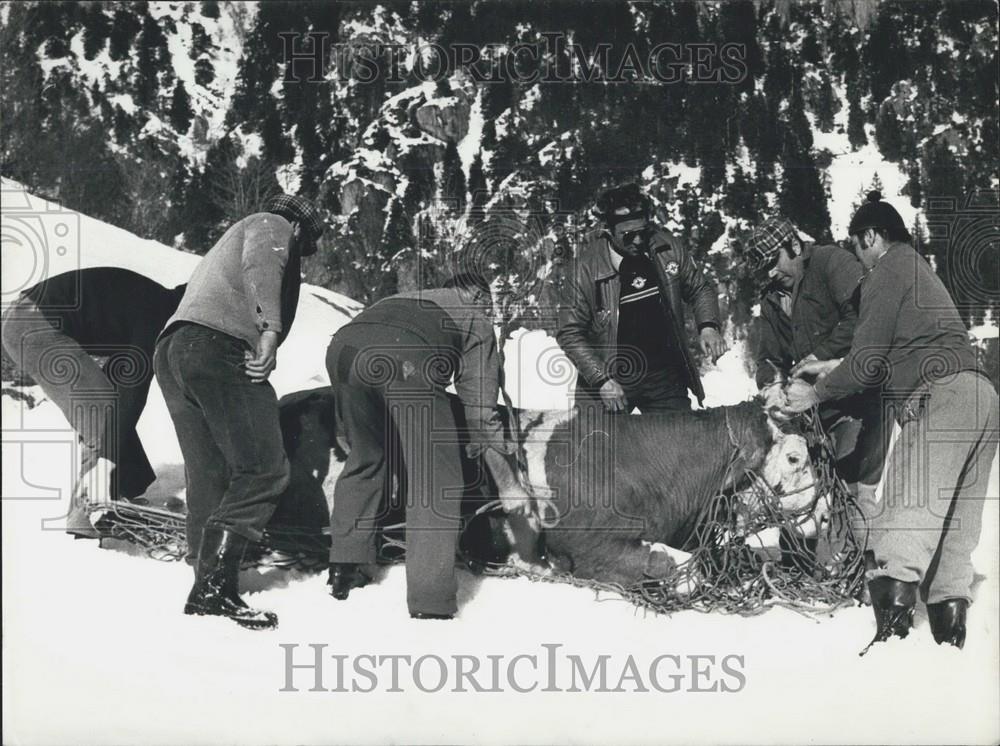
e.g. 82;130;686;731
413;94;471;143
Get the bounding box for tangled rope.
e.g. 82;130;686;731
478;407;869;617
90;408;866;617
90;502;188;561
89;501;329;571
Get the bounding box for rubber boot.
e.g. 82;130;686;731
928;598;968;649
184;526;277;630
859;575;917;656
328;562;369;600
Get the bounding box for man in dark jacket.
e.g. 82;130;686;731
783;192;998;651
2;268;185;536
325;271;528;619
557;183;724;413
745;216;887;498
154;194;324;630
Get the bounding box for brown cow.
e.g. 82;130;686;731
272;387;818;588
497;400;819;586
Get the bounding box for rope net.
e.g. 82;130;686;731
475;409;869;617
91;409;867;615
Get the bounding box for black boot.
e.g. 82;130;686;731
860;576;917;656
184;527;277;630
928;598;968;649
328;563;369;600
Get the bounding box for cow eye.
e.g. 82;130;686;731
787;454;801;465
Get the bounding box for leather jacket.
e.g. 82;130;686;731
556;228;721;404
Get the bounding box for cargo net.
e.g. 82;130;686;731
88;411;866;616
476;410;869;617
88;503;329;571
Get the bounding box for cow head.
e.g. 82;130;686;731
760;431;816;513
751;382;819;514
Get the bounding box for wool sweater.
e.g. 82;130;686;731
164;213;297;348
815;242;979;402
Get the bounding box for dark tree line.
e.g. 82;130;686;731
1;0;996;325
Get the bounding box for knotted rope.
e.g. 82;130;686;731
476;407;868;616
91;408;866;616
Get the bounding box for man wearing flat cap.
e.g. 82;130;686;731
154;194;325;629
745;215;887;503
783;191;998;652
557;183;725;413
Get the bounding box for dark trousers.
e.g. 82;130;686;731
1;297;155;498
154;323;289;560
576;366;692;414
820;390;889;487
326;327;465;616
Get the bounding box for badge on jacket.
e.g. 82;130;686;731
664;260;679;277
631;276;647;289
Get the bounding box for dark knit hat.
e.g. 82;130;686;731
596;183;651;227
264;194;326;245
744;217;797;278
848;190;910;240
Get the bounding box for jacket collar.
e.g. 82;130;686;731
594;230;672;281
596;235;618;281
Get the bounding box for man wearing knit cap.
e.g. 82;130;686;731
745;216;887;507
154;194;325;630
782;191;998;651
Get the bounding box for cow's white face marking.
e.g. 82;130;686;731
518;408;575;502
761;433;816;512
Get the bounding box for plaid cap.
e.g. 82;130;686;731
264;194;325;241
744;217;797;277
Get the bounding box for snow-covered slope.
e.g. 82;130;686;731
2;183;998;745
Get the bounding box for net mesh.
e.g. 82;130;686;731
476;409;868;616
91;409;866;615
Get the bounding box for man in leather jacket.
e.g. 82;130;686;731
557;183;725;412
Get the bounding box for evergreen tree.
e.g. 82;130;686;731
920;138;964;302
779;144;831;241
815;72;836;132
134;14;170;109
194;58;215;87
467;153;488;216
34;2;72;58
440;141;466;213
490;126;528;190
401;158;435;213
169;81;194;134
785;80;814;153
847;95;868;149
723;166;757;223
874;103;904;162
81;4;110;60
381;197;414;257
904;163;922;207
189;23;211;60
109;8;140;62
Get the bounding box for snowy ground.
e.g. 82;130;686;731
3;180;999;745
